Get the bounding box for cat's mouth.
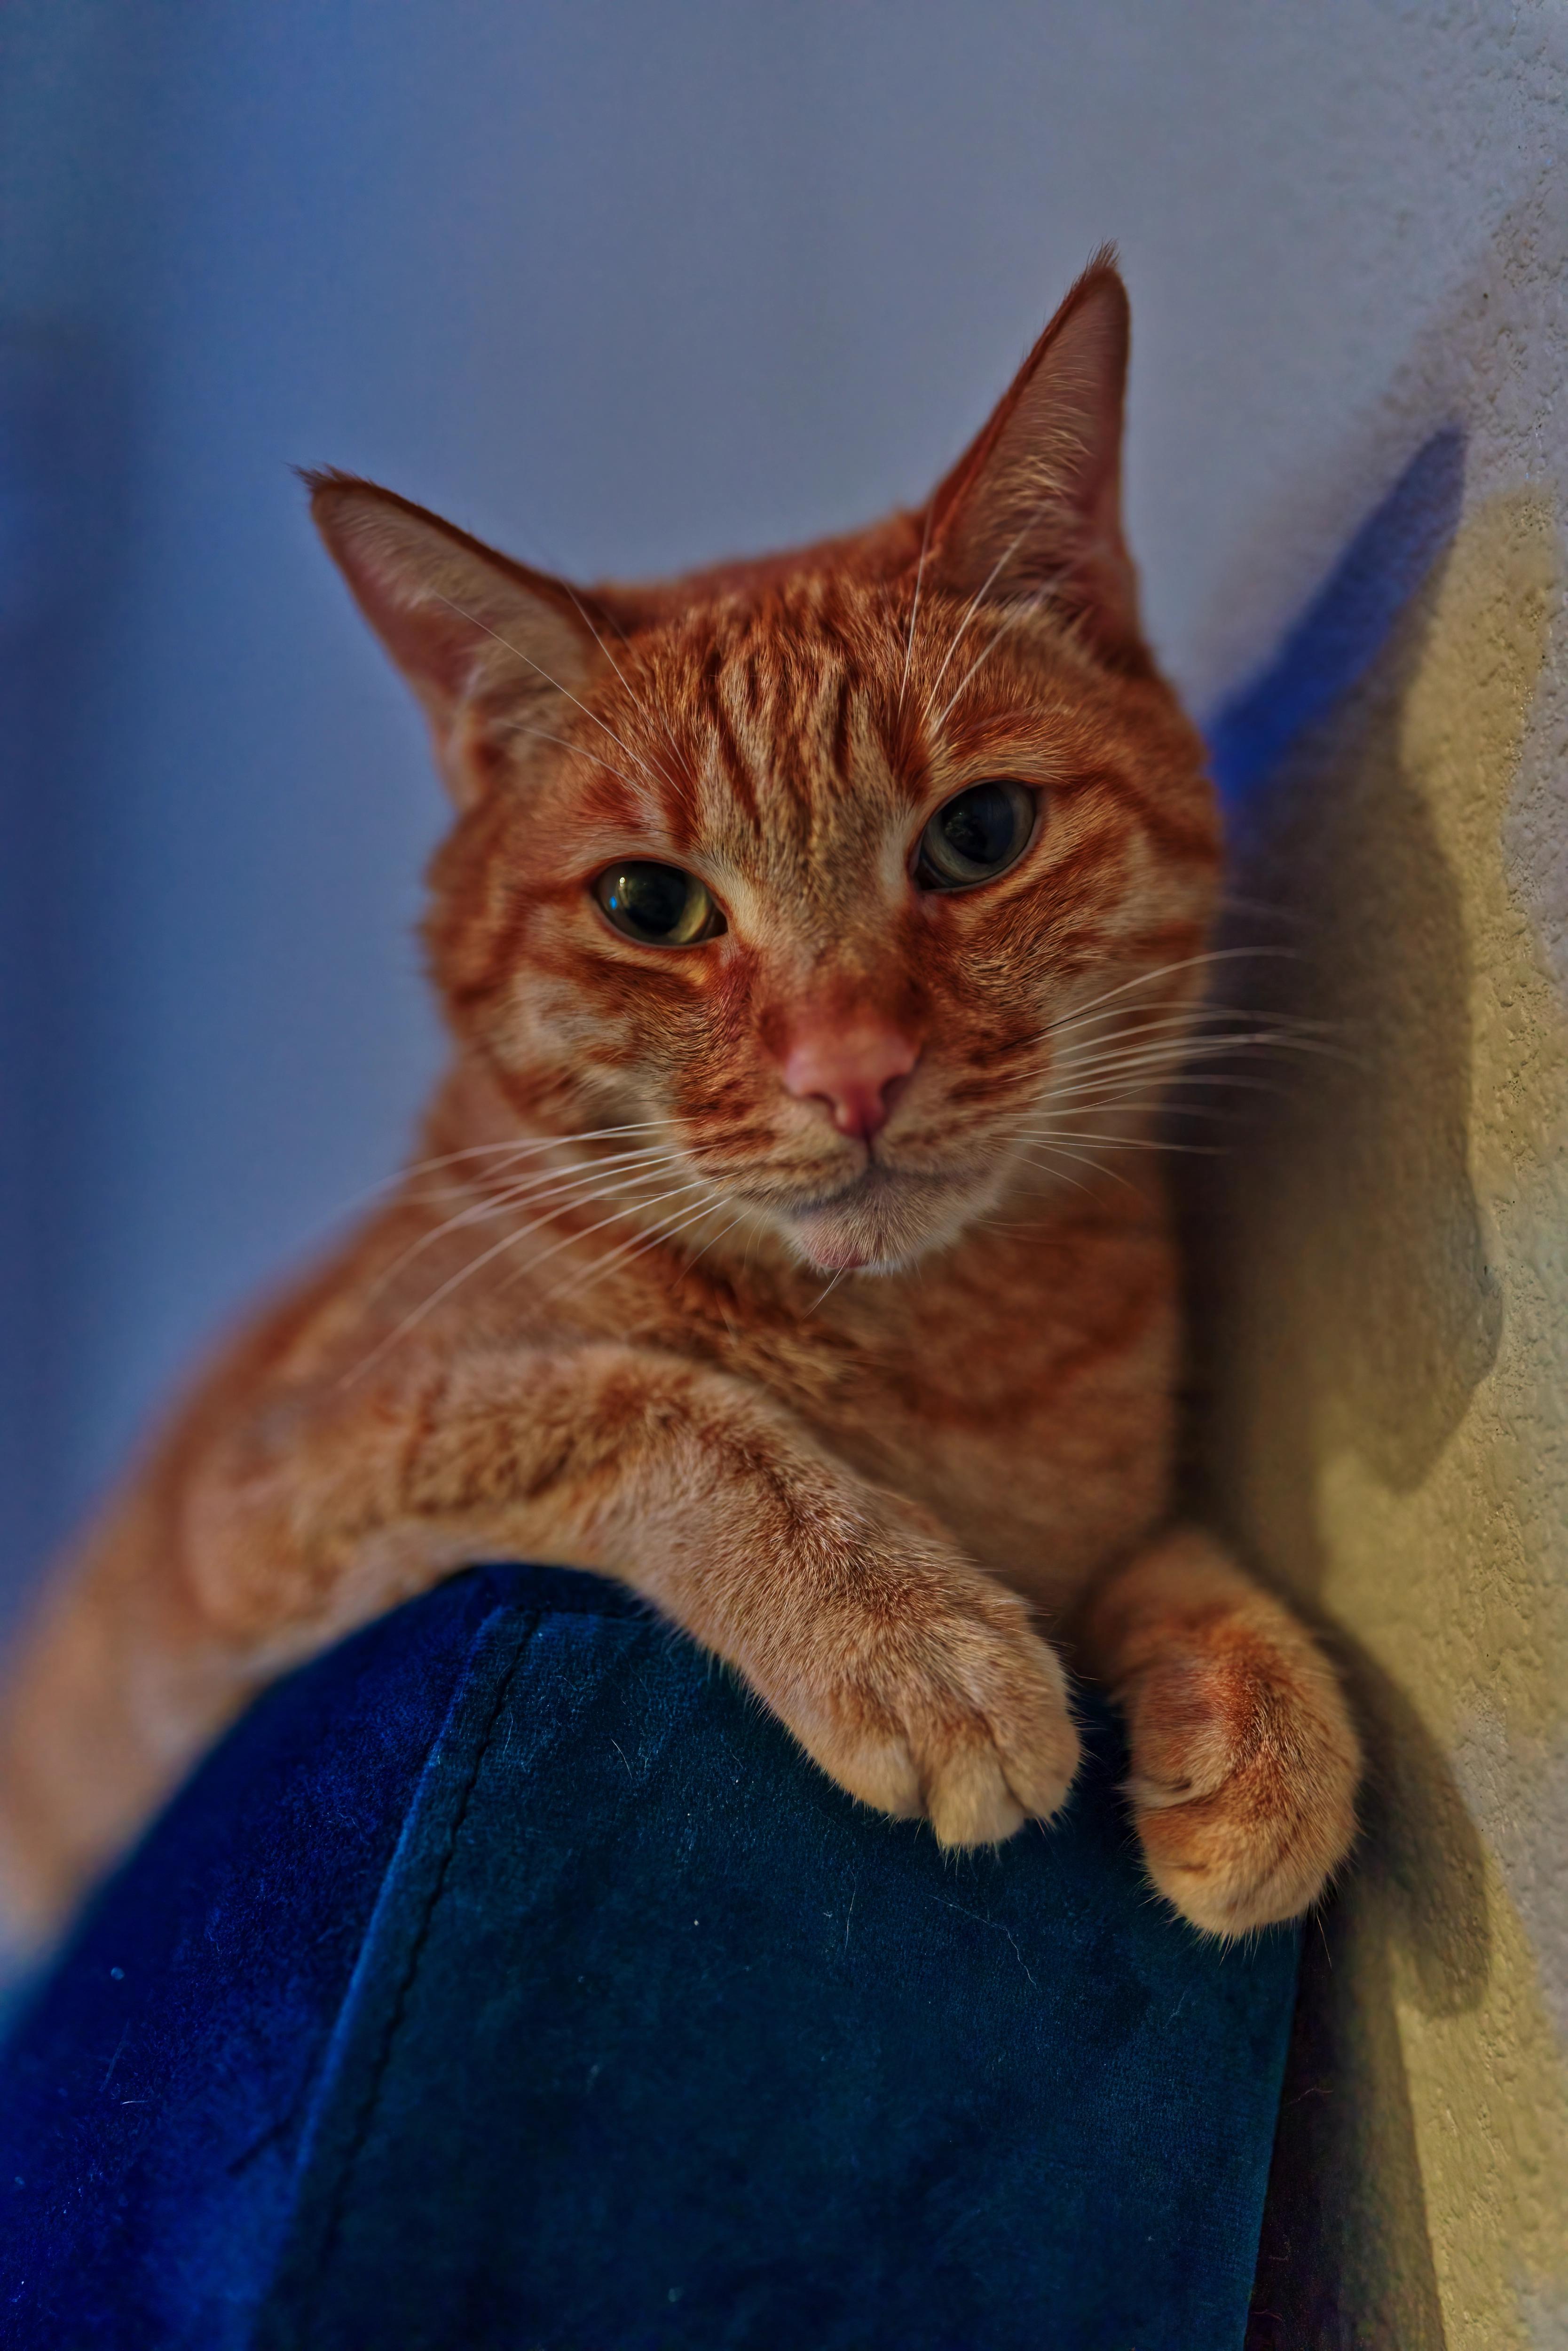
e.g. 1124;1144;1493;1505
774;1160;990;1275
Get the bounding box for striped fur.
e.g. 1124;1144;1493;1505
0;260;1358;1951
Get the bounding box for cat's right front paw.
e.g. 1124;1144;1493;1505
769;1545;1080;1848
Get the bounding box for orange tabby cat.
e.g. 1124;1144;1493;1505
0;256;1359;1957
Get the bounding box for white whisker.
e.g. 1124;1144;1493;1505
367;1147;689;1308
1056;1028;1346;1082
1020;1126;1220;1156
593;599;693;781
1070;1072;1276;1099
673;1206;752;1286
404;1120;670;1178
919;470;1076;723
805;1263;851;1316
1009;1146;1103;1197
406;1143;688;1215
1040;949;1292;1042
430;589;668;800
1018;1141;1141;1192
493;1178;717;1303
536;1187;728;1311
314;1121;674;1228
497;715;661;802
682;1199;751;1268
933;588;1053;730
558;583;686;797
342;1173;709;1382
1050;1042;1228;1088
897;505;934;715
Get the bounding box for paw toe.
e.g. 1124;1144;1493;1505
1124;1643;1360;1935
1137;1790;1345;1935
925;1742;1027;1848
997;1712;1082;1824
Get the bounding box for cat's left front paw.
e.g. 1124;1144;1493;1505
1116;1614;1360;1938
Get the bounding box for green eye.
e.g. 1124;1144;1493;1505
593;861;725;946
915;780;1037;891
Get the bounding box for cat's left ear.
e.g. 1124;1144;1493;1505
927;249;1142;663
306;471;603;805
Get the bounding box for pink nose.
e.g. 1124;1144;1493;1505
781;1020;920;1141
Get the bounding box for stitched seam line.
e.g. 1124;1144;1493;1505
306;1611;536;2295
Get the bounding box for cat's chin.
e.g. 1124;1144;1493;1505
781;1168;984;1276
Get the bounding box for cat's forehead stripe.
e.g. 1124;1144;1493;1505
618;592;905;871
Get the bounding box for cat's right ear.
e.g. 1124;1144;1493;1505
305;472;601;805
923;252;1142;666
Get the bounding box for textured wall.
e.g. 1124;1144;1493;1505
1206;206;1568;2348
3;7;1566;2339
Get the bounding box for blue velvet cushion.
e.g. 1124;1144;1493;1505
0;1564;1298;2349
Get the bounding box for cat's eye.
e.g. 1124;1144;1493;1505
593;861;725;947
914;780;1037;891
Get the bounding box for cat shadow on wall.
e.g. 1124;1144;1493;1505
1184;429;1496;2351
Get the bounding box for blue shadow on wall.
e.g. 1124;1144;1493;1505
1205;427;1466;808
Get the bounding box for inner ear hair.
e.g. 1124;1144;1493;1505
304;470;605;797
926;250;1143;663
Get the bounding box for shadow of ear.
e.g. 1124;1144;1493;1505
1208;426;1466;811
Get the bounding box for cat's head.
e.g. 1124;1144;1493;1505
311;255;1218;1275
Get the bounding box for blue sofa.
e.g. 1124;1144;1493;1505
0;1563;1297;2349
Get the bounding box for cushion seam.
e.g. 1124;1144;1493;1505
303;1606;536;2299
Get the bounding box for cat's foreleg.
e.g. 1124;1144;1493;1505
363;1342;1084;1852
0;1341;1081;1951
1080;1528;1360;1934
